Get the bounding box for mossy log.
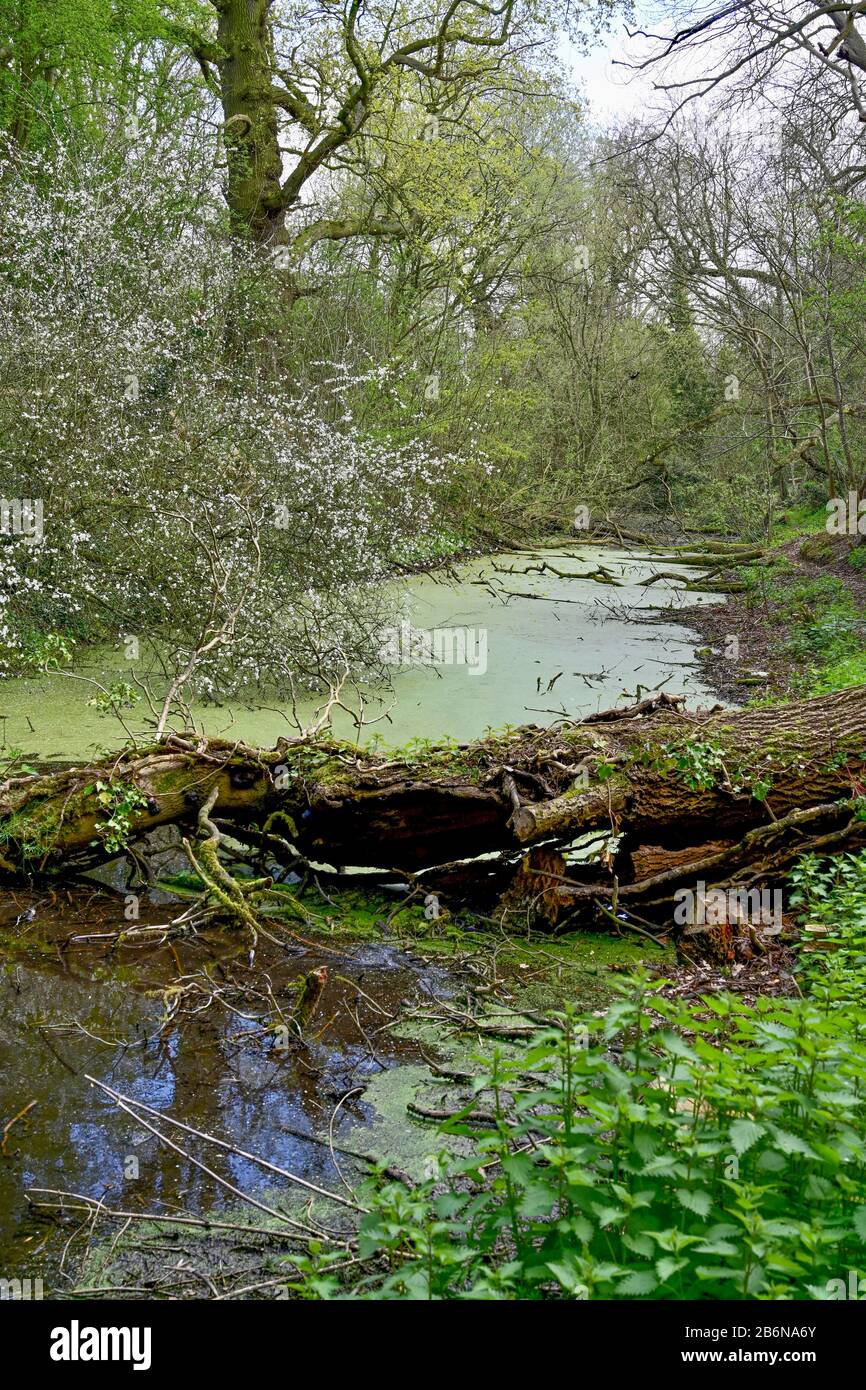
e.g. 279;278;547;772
1;687;865;926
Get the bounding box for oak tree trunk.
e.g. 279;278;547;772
217;0;286;245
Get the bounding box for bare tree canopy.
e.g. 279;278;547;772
620;2;866;125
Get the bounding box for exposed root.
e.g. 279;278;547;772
182;786;270;934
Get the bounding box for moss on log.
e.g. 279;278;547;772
2;688;865;926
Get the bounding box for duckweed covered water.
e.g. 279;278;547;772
0;545;719;760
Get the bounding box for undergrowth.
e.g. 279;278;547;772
284;852;866;1301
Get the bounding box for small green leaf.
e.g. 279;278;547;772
677;1188;712;1217
617;1270;658;1295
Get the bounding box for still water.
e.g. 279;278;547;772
0;544;720;761
0;542;721;1294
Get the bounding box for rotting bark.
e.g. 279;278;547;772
2;688;865;928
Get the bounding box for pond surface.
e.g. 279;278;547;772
0;892;461;1292
0;544;721;761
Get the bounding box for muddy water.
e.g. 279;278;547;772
0;544;720;760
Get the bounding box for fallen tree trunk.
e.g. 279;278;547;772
2;687;865;926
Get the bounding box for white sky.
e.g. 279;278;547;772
564;34;655;120
559;4;688;123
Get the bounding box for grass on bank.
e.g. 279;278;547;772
738;505;866;696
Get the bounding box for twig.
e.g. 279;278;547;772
1;1099;37;1154
85;1075;366;1213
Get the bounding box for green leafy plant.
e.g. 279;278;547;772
85;681;141;716
664;739;727;791
292;974;866;1300
0;628;75;676
790;850;866;1002
89;779;149;853
0;746;38;777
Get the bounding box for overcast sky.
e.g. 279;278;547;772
565;31;654;119
561;4;690;123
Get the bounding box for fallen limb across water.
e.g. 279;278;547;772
1;687;865;929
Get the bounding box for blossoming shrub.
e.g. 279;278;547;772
0;131;448;700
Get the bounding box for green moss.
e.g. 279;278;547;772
0;929;55;960
0;799;67;860
157;873;436;940
797;533;838;564
500;931;674;1011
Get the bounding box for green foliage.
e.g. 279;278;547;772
816;197;866;348
0;0;210;147
666;738;727;791
276;841;866;1303
810;653;866;696
790;850;866;1003
751;565;866;695
641;736;776;801
0;750;39;808
292;975;866;1300
86;681;142;716
89;778;148;853
594;758;618;783
771;504;828;544
0;628;74;676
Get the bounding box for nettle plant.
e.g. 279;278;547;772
290;976;866;1301
790;850;866;1002
0;131;451;715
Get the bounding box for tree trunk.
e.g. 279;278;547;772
216;0;286;245
2;688;865;927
